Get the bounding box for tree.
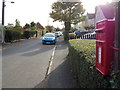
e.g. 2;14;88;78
50;1;85;40
30;21;36;30
14;19;23;31
55;27;61;31
45;26;54;32
23;23;30;30
84;25;95;31
15;19;20;27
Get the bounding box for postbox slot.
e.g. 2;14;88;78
96;40;105;43
95;27;105;32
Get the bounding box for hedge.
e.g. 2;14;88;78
110;70;120;88
68;39;110;88
69;33;76;39
5;30;21;42
5;30;38;42
23;31;36;39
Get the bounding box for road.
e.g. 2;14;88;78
2;37;56;88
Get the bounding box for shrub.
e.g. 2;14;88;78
68;39;110;88
69;33;76;39
23;31;36;39
30;31;36;37
23;31;30;39
5;30;21;42
110;70;120;88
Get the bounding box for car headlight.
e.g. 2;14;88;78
42;37;45;40
52;37;55;40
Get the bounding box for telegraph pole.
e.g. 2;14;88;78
114;1;120;70
1;0;14;44
2;0;5;44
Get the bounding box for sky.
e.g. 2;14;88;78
0;0;113;28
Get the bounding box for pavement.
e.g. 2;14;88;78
0;46;2;90
39;36;78;88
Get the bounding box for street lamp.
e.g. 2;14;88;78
2;0;14;44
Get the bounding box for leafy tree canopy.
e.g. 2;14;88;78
30;21;36;28
23;23;30;30
50;1;85;24
30;21;36;30
45;26;54;32
15;19;21;27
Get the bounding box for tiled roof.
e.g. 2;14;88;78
36;22;44;30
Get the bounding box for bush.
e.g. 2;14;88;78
110;70;120;88
30;31;36;37
23;31;30;39
69;33;76;39
23;31;36;39
5;30;21;42
68;39;110;88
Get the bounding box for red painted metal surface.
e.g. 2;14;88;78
95;20;115;75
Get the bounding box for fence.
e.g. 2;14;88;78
80;33;96;39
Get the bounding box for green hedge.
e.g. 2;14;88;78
5;30;37;42
68;39;110;88
23;31;36;39
69;33;76;39
110;70;120;88
5;30;21;42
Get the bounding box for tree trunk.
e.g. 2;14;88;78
64;22;71;41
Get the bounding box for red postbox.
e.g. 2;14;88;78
95;5;115;75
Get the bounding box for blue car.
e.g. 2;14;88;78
42;33;56;44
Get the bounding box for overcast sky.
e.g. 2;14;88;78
0;0;112;28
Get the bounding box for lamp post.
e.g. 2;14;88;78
1;0;14;44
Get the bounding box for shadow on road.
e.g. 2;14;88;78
3;38;55;56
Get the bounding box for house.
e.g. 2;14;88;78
36;22;45;30
85;13;95;26
74;21;86;30
85;13;95;31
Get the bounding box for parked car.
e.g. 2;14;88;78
57;31;63;36
55;32;60;37
74;30;88;38
42;33;56;44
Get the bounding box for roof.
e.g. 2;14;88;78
36;22;45;30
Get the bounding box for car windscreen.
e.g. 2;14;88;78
44;34;54;37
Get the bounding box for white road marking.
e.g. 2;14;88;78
22;48;40;54
45;45;56;78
